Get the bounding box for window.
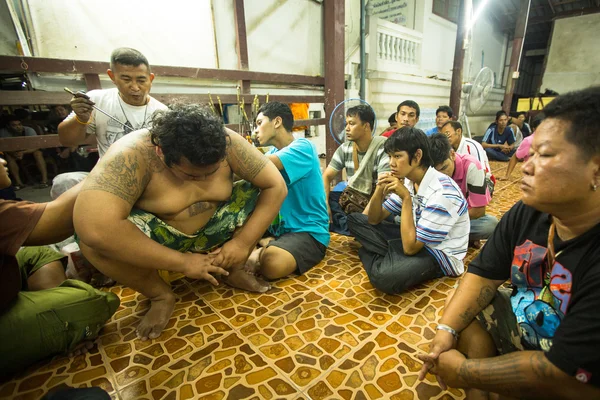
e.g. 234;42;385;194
432;0;459;23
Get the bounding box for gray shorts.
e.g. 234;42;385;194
475;287;524;355
267;232;327;274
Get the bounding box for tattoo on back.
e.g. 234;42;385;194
83;151;147;205
227;134;267;180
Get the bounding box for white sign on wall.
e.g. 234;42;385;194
370;0;415;29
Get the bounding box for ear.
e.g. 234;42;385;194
449;149;456;162
456;128;462;136
274;116;282;129
412;149;423;166
395;112;399;123
149;73;155;83
415;116;419;123
107;69;116;83
155;146;163;158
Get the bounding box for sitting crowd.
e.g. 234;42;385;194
2;46;599;399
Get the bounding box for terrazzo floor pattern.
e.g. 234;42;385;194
0;161;524;400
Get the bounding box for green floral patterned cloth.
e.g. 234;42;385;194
128;180;259;253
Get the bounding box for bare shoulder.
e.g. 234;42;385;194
82;130;161;205
225;128;268;180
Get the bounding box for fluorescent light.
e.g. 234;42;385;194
466;0;490;33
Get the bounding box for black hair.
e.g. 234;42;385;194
257;102;294;132
388;113;397;124
442;120;462;131
384;126;432;168
436;105;453;118
429;133;453;166
531;112;545;130
347;104;375;130
6;115;20;123
496;110;507;121
150;103;227;167
397;100;420;118
543;86;600;160
13;108;30;120
110;47;151;72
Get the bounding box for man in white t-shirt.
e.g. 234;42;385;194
441;120;496;195
52;47;167;198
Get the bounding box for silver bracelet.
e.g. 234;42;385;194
436;323;459;340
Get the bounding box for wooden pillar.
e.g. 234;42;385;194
503;0;531;113
233;0;253;133
324;0;345;163
449;0;467;115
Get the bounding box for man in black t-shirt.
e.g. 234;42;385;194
417;86;600;399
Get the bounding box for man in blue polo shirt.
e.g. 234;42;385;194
250;102;330;280
482;111;516;161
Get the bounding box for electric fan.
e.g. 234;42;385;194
328;98;377;145
460;67;495;138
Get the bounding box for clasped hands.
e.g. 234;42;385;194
377;172;410;200
416;330;468;391
180;237;253;285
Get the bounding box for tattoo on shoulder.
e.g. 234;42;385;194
227;134;267;180
136;134;165;174
83;150;146;205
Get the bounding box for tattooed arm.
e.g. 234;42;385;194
437;350;600;399
73;134;188;274
214;130;287;267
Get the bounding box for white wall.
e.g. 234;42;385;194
541;13;600;93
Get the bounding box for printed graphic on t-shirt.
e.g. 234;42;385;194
511;240;573;351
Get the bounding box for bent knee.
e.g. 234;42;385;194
260;247;297;280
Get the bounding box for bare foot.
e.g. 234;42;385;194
245;247;264;274
258;237;275;247
469;240;482;249
68;340;94;357
225;265;271;293
136;293;176;341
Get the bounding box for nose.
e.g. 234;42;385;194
130;82;140;92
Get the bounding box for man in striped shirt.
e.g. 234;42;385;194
347;127;470;295
442;121;496;195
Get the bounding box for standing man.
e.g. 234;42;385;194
54;47;167;197
0;115;49;189
323;105;390;233
250;102;329;280
347;127;469;295
429;134;498;247
482;111;516;161
425;105;453;136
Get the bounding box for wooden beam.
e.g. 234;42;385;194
84;73;102;90
529;5;600;24
0;55;325;86
0;118;328;151
547;0;556;14
449;0;467;117
323;0;345;164
504;0;531;113
0;91;324;106
233;0;253;134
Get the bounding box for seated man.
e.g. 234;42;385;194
418;87;600;399
75;104;287;341
347;127;469;295
0;154;119;376
395;100;420;129
482;111;516;161
0;115;49;189
323;105;389;234
381;112;398;137
425;105;453;136
442;121;495;195
429;134;498;247
499;112;545;181
249;102;329;279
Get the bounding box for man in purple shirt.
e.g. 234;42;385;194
429;134;498;247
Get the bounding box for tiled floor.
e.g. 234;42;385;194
0;161;524;400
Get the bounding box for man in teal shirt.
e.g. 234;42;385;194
250;102;330;279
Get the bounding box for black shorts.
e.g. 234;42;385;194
267;232;327;274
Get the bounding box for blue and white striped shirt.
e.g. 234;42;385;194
382;167;470;276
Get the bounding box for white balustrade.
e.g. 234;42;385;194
368;15;422;73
